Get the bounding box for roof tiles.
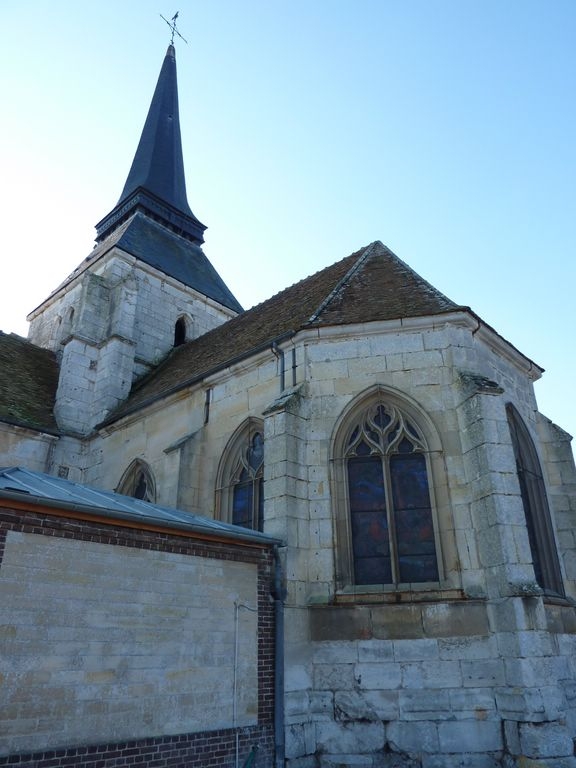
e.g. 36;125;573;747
108;241;461;422
0;332;59;433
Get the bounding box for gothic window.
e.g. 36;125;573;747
333;394;442;589
117;459;156;503
506;404;564;597
216;421;264;531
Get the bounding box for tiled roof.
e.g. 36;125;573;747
0;332;59;433
107;241;462;422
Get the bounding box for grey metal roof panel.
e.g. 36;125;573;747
0;467;279;546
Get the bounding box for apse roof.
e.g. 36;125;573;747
0;466;280;546
105;241;467;422
0;333;59;434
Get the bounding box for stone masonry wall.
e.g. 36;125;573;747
0;506;275;766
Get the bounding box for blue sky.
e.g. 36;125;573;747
1;1;575;448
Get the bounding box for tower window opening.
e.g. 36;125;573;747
174;317;186;346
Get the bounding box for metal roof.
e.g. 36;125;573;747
0;467;280;546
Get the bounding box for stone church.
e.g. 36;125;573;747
1;43;576;768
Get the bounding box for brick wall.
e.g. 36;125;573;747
0;506;276;767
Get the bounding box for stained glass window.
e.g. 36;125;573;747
345;402;438;585
229;431;264;531
117;460;156;503
506;404;564;597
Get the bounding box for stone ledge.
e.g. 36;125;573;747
310;600;489;641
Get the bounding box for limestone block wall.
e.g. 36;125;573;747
281;601;576;767
0;423;57;474
537;414;576;592
88;350;283;515
0;505;275;766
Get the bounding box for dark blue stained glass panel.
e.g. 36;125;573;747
395;508;436;556
354;555;392;585
233;481;253;528
398;554;439;583
348;456;391;584
390;453;438;582
390;454;431;509
347;457;386;512
351;511;389;558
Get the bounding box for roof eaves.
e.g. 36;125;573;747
0;416;60;437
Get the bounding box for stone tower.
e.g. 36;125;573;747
26;45;242;435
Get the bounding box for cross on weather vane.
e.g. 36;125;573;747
160;11;188;45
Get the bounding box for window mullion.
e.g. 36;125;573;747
383;453;398;585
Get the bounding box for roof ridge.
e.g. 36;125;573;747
305;240;382;324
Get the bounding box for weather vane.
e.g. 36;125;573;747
160;11;188;45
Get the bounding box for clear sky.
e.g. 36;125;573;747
1;1;574;450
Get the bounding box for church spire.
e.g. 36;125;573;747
95;44;206;244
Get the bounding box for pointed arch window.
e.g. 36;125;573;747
506;404;564;597
117;460;156;503
216;421;264;531
335;397;441;588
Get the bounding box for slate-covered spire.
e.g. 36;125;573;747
95;45;206;244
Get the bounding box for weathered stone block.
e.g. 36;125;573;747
461;659;505;687
438;719;502;753
316;720;385;754
355;662;402;690
314;641;359;664
422;754;502;768
399;689;451;721
393;638;439;661
401;660;462;689
358;639;394;663
371;605;424;640
387;720;439;753
422;601;489;638
310;606;372;642
313;663;356;691
519;721;575;758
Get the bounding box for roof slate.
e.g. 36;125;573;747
30;213;243;317
107;241;462;422
0;332;59;433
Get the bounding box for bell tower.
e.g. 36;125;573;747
27;44;242;435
